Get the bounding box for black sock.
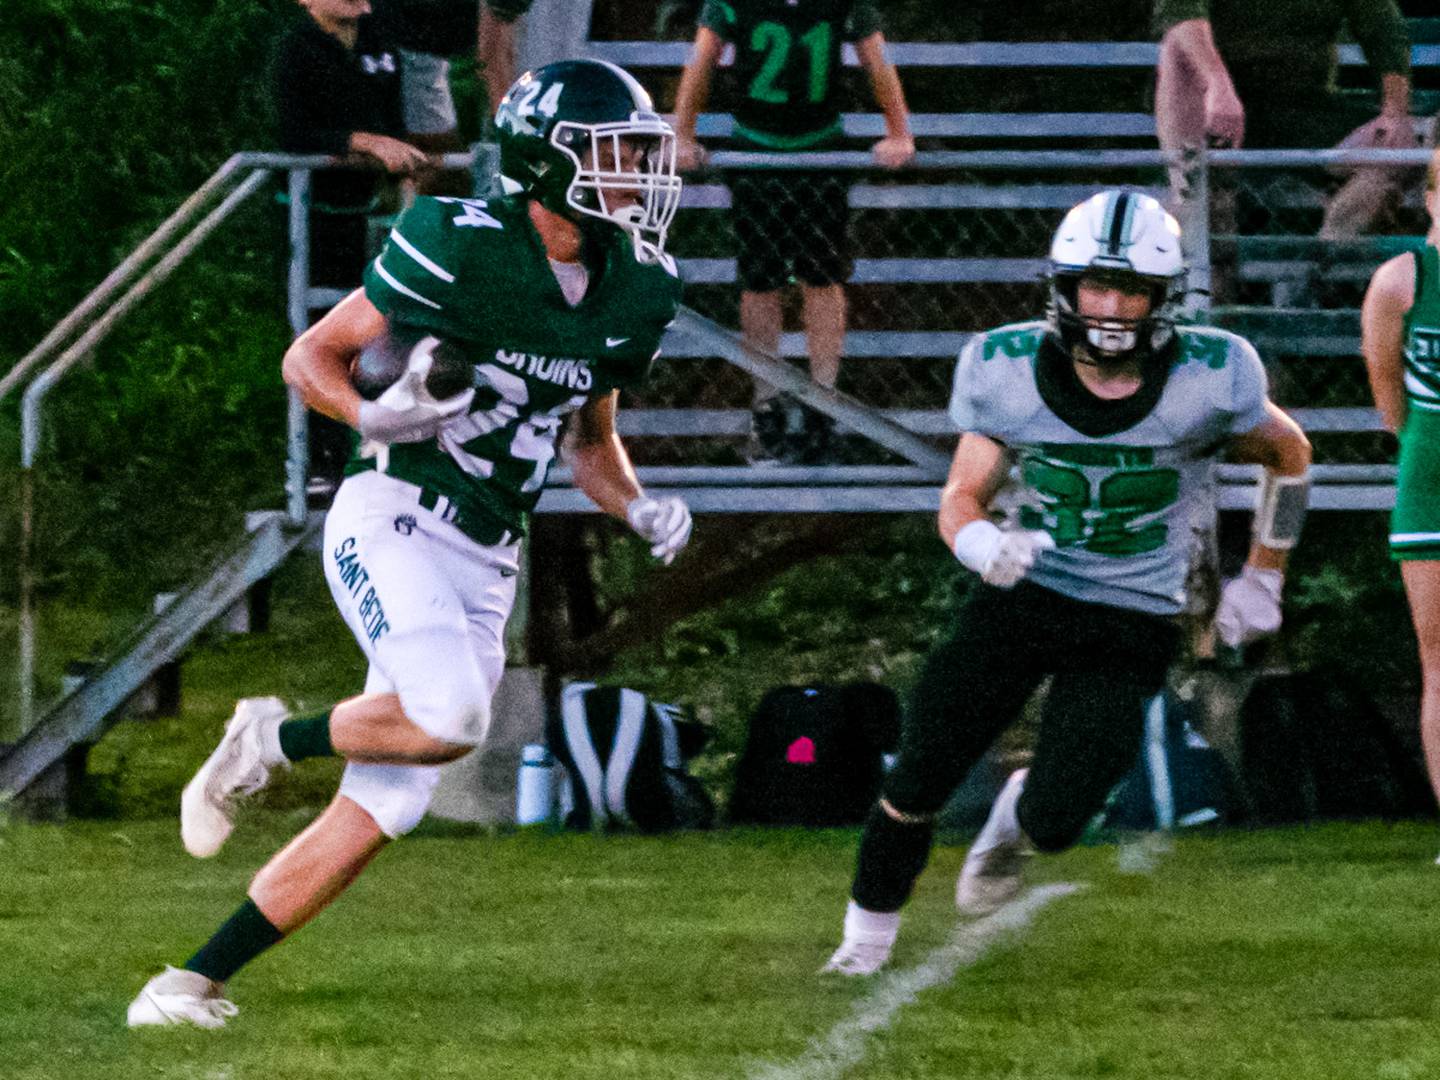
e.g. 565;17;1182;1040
850;802;936;914
278;709;335;762
184;898;285;984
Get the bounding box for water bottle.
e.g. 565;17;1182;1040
515;743;555;825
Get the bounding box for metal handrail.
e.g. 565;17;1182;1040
672;309;952;477
9;144;1426;734
16;168;272;732
9;150;480;733
586;40;1440;69
0;151;475;409
706;148;1438;171
0;154;247;405
19;170;273;468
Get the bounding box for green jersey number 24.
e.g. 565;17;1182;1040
443;364;587;494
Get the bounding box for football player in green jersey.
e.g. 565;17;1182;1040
824;192;1312;976
127;59;690;1029
1361;149;1440;851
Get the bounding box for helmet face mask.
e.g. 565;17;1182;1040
1053;268;1169;364
1047;191;1186;367
496;60;682;256
552;119;681;249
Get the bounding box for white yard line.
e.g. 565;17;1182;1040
748;883;1085;1080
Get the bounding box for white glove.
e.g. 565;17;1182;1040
1215;564;1284;648
952;520;1056;588
356;358;474;445
626;496;693;565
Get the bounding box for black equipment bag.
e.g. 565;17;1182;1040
549;682;715;832
1240;670;1434;823
1104;691;1232;831
729;682;901;827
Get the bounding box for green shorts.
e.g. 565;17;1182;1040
1391;405;1440;561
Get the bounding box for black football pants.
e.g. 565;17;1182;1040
852;580;1181;913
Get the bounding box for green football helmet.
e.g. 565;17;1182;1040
495;59;682;258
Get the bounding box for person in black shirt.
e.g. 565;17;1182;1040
275;0;433;287
276;0;436;492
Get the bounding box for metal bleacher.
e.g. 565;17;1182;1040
541;28;1440;515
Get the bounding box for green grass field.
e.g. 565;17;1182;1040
3;816;1440;1080
1;523;1433;1078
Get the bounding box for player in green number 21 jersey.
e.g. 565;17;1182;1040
825;191;1313;977
127;60;692;1030
1362;149;1440;858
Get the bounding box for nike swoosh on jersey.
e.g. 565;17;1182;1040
606;336;630;348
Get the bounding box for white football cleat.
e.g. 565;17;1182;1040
956;767;1032;916
821;901;899;977
180;696;289;857
821;937;894;977
127;966;238;1030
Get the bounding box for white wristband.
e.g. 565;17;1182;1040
952;520;1002;576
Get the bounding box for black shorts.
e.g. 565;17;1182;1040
1242;97;1381;151
729;170;853;292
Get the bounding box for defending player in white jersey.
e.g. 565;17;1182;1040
825;190;1312;975
127;59;692;1027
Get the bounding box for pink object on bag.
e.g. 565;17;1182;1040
786;736;817;765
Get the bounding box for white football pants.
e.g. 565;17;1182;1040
322;469;519;835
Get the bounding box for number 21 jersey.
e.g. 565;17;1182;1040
700;0;882;149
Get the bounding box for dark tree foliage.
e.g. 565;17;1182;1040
0;0;299;603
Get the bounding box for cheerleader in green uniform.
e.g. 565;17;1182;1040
1361;149;1440;841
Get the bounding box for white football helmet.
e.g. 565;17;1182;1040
1047;190;1186;365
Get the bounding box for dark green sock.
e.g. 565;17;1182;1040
184;898;284;984
278;709;335;762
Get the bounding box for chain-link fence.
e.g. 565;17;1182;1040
1205;151;1434;470
621;148;1435;472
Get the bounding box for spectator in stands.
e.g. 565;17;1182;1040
673;1;914;464
390;1;470;166
1360;149;1440;856
275;0;432;490
389;0;535;158
383;0;533;197
275;0;432;286
1154;0;1424;242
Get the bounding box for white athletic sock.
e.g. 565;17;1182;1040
843;900;900;945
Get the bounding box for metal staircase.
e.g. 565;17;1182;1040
0;513;320;804
0;152;342;807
